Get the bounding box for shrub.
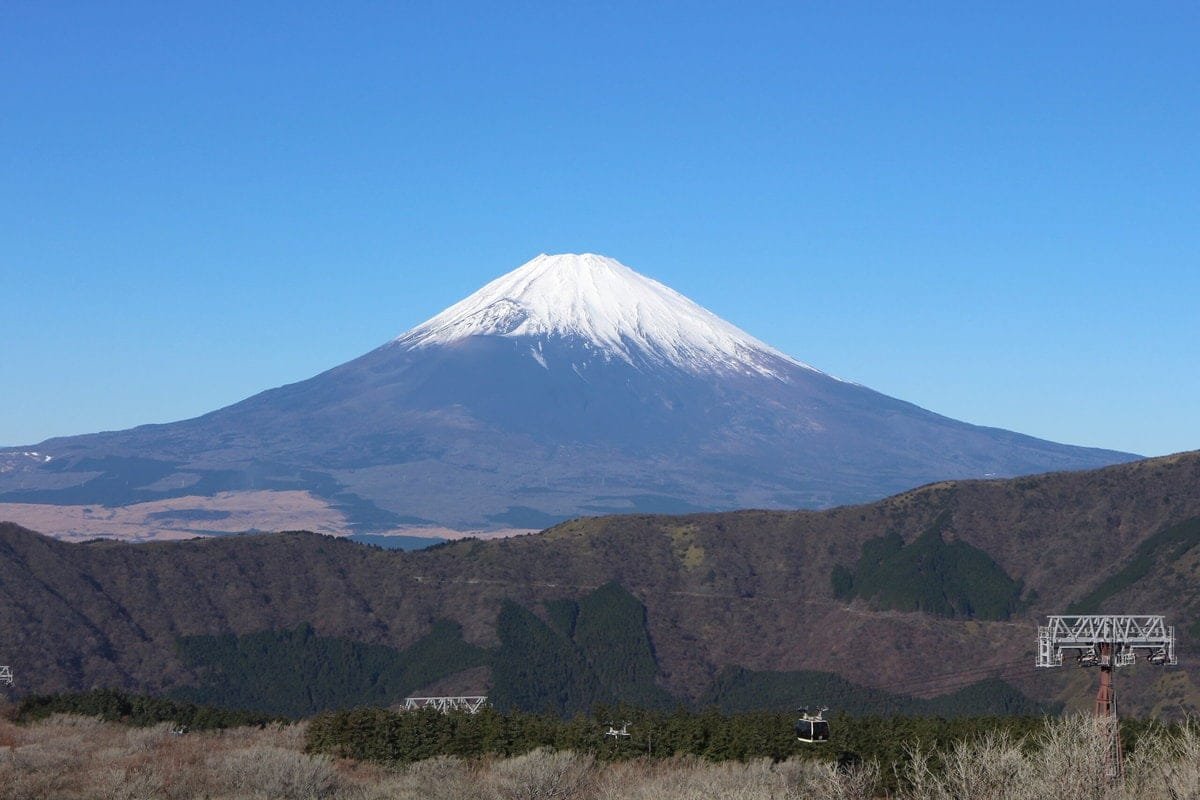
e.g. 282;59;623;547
205;745;341;800
487;748;597;800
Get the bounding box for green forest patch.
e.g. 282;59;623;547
173;620;487;717
832;519;1023;620
175;582;671;718
489;600;610;715
701;667;1054;717
572;582;674;708
491;582;673;715
1068;517;1200;613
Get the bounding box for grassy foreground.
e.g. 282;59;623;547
0;713;1196;799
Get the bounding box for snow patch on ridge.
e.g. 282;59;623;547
396;253;825;379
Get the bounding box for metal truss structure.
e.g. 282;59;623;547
1036;615;1176;668
604;722;631;738
402;696;488;714
1037;615;1178;784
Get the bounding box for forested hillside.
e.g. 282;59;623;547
0;451;1197;716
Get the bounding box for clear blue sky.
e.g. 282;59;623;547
2;2;1197;457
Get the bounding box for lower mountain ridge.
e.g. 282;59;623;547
1;451;1198;717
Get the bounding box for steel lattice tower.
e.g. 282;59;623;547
401;696;488;714
1037;615;1177;783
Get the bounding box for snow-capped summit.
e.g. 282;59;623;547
397;253;818;378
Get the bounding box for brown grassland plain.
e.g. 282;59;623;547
0;714;1197;800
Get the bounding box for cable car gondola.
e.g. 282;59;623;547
795;707;830;743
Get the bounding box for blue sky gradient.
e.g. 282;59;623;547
2;2;1197;456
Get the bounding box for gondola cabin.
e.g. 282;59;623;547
795;707;830;743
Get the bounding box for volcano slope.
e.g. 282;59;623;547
1;451;1198;717
0;254;1134;536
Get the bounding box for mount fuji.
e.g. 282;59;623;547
0;253;1136;536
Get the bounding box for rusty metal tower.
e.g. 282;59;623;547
1037;615;1177;783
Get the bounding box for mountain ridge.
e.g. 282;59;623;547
0;450;1197;714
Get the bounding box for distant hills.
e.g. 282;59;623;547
2;451;1197;716
0;253;1134;538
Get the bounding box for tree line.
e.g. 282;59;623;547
15;687;281;730
306;704;1049;767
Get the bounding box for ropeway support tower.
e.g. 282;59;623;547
1037;615;1177;783
402;696;488;714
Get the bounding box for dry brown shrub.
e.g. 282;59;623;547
203;744;341;799
1123;721;1200;800
0;715;339;800
348;754;486;800
808;759;882;800
1028;714;1114;800
0;715;111;800
0;718;21;748
899;716;1125;800
903;732;1025;800
486;748;598;800
591;755;866;800
5;713;1200;800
